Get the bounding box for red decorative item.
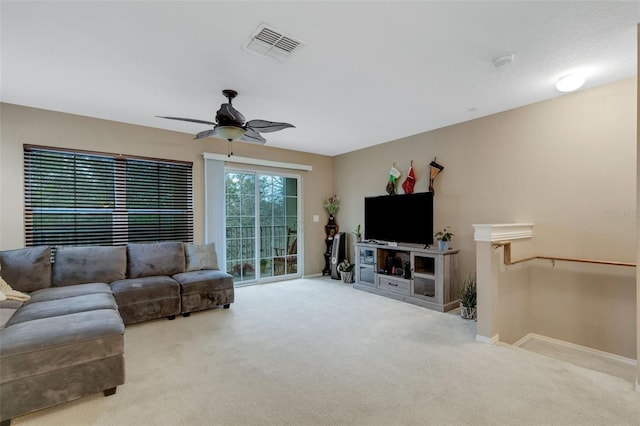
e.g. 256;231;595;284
402;161;416;194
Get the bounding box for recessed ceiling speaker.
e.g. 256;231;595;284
493;53;515;68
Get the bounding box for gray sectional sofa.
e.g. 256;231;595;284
0;241;234;425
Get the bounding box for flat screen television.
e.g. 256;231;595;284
364;192;434;246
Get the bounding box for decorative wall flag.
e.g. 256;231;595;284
401;161;416;194
385;165;402;195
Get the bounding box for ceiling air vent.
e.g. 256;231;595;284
244;23;304;60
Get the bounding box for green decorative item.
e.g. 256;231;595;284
322;195;340;216
353;224;362;243
385;164;402;195
434;226;454;251
338;259;355;283
322;195;340;238
460;275;477;320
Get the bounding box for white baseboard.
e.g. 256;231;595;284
512;333;533;348
476;334;499;344
513;333;637;367
304;273;323;278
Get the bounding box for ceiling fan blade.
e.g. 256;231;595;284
156;116;216;126
238;128;266;145
245;119;295;133
216;104;245;126
194;129;218;140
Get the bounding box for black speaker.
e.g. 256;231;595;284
330;232;346;280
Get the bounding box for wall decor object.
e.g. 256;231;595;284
385;164;402;195
428;158;444;194
401;160;416;194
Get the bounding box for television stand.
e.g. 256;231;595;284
354;242;459;312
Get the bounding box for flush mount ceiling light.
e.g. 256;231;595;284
556;73;586;92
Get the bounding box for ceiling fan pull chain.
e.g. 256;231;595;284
227;140;234;157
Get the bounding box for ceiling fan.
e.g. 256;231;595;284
157;89;294;156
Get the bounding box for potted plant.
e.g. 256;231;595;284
321;195;340;218
322;195;340;236
353;224;362;243
459;275;477;320
434;226;454;251
337;259;355;283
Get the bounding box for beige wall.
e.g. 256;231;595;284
636;23;639;389
335;78;636;275
0;103;334;275
530;262;636;358
335;78;637;358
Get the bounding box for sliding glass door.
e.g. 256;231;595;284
225;170;300;284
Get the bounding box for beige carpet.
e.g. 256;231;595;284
15;277;640;425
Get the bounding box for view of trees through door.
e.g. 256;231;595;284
225;171;299;284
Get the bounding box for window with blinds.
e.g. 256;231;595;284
24;146;193;247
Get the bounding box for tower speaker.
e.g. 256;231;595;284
330;232;346;280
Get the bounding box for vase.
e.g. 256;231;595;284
460;303;477;320
438;240;449;251
325;215;338;239
340;271;354;284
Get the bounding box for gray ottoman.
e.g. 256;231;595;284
0;303;124;425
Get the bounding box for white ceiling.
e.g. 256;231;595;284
1;1;639;156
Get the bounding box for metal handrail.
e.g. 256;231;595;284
494;242;636;268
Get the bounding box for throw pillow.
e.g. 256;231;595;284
0;266;31;301
127;242;186;278
52;245;127;287
0;246;51;292
185;243;219;272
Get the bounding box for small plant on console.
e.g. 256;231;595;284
434;226;454;250
353;224;362;243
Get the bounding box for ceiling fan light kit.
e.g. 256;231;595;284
157;89;294;157
216;126;246;141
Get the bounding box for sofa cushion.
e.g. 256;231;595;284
184;243;219;272
52;245;127;287
110;275;180;306
26;283;113;304
0;246;51;292
173;270;233;292
127;242;185;279
6;293;118;326
0;309;17;329
0;299;24;310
